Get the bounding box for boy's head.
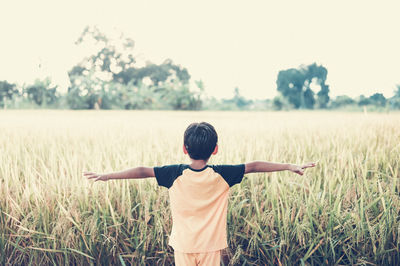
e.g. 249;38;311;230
183;122;218;161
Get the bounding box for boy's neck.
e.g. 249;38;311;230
189;159;209;170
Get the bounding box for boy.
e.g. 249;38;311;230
84;122;315;265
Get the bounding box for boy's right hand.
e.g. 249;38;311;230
288;162;316;176
83;171;110;182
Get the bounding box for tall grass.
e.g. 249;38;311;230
1;110;399;265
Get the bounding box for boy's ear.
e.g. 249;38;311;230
183;144;188;155
212;144;218;155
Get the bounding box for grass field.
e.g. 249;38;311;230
1;110;400;265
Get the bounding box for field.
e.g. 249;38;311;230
1;110;400;265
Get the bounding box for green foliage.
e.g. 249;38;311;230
74;26;135;77
112;82;163;110
356;93;387;109
389;85;400;109
276;63;330;109
159;81;202;110
272;95;292;110
330;95;356;109
113;60;190;86
330;93;391;111
357;95;371;106
0;80;18;108
25;78;59;107
66;26;198;110
232;87;251;109
202;88;254;111
368;93;386;107
67;72;102;109
216;88;252;110
1;25;398;112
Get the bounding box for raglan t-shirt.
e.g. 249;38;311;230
153;164;245;253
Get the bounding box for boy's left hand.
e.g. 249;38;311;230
289;162;316;175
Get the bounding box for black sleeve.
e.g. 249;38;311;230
153;164;185;189
212;164;245;187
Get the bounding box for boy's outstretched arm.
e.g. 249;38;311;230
244;161;316;175
83;167;155;182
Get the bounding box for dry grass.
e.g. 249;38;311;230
1;110;400;265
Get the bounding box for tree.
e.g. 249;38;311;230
272;96;283;110
71;26;190;91
67;26;137;109
276;63;330;109
276;68;305;109
109;82;160;110
389;85;400;109
218;88;252;110
368;93;386;107
357;95;371;106
159;81;202;110
68;26;196;110
232;87;250;109
0;80;18;108
113;59;190;86
330;95;355;108
73;26;136;80
67;71;115;110
25;78;59;107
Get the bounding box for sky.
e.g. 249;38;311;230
0;0;399;99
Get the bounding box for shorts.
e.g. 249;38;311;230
174;249;221;266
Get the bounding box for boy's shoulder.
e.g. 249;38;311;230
154;163;188;175
209;164;245;187
154;163;245;188
153;164;188;188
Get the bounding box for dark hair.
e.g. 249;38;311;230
184;122;218;160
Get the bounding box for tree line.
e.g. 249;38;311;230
1;26;400;111
272;63;400;111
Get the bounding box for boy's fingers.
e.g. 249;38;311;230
83;171;96;176
302;162;316;169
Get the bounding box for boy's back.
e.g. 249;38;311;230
154;164;244;253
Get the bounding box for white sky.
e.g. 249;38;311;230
0;0;399;99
